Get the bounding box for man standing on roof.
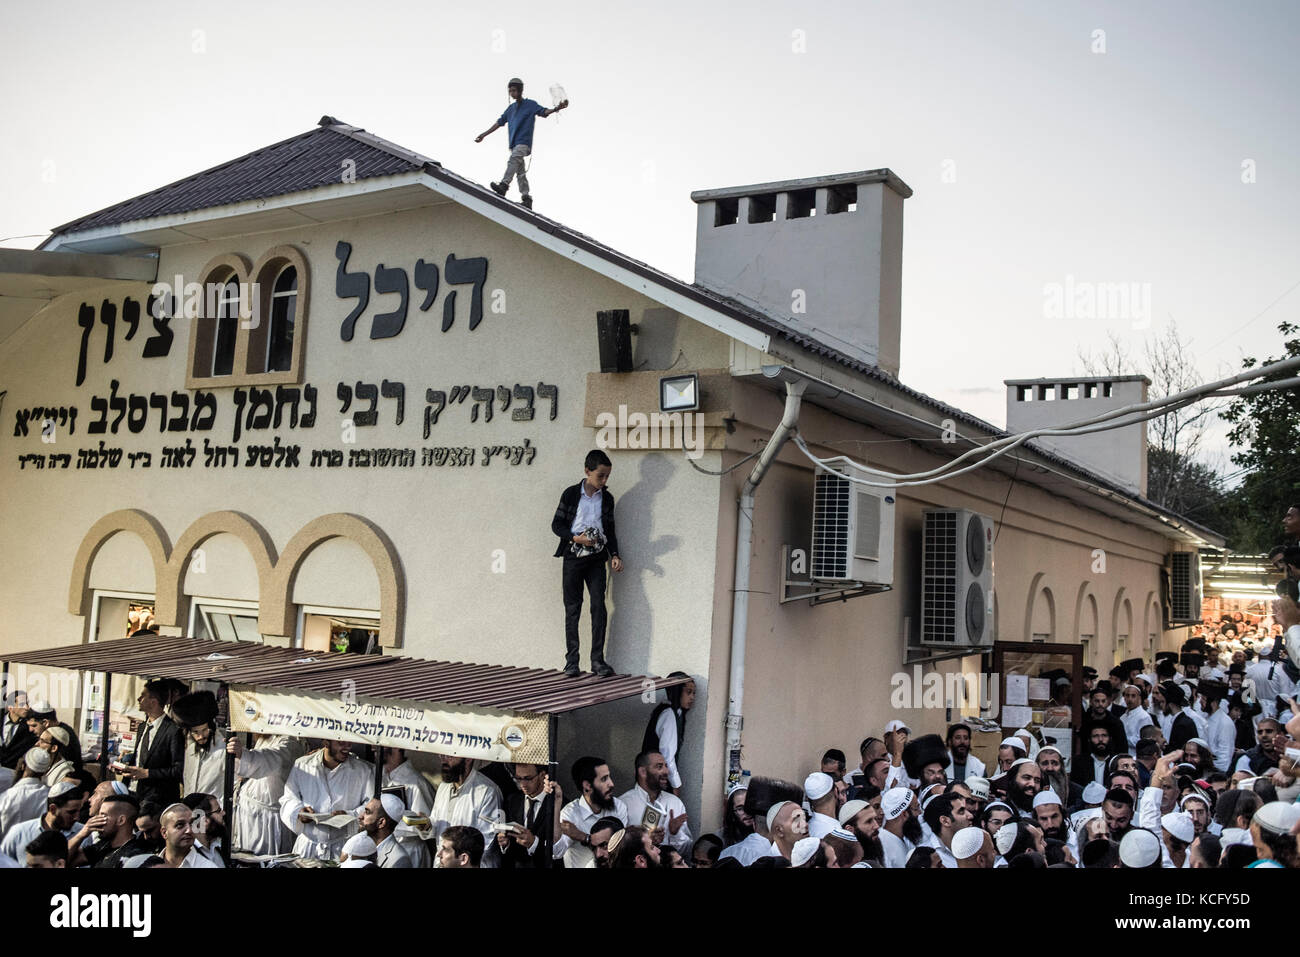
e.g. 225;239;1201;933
475;77;569;210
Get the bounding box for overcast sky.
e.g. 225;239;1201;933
3;0;1296;469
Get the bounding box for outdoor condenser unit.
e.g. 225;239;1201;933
810;465;895;586
920;508;995;647
1167;551;1202;625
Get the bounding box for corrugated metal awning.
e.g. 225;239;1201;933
0;634;689;715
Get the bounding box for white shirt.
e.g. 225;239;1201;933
279;750;375;860
184;732;227;799
384;760;435;868
718;831;775;866
0;767;11;796
1121;707;1154;754
233;735;298;857
879;828;912;868
1247;657;1296;719
923;832;958;869
618;784;692;853
180;846;221;868
571;480;604;537
654;710;683;790
554;794;629;868
0;817;73;860
1205;707;1236;773
0;777;48;838
808;811;839;840
430;768;502;866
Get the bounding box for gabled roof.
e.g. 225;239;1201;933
43;117;1225;545
51;119;428;235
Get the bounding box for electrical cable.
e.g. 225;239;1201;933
688;449;762;476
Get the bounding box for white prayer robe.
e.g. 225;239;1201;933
1120;707;1154;754
383;759;435;868
945;752;987;782
0;777;48;838
718;831;775;866
808;811;839;841
279;751;375;860
922;833;958;869
429;768;502;867
618;784;693;854
879;828;912;869
1205;708;1236;773
234;736;296;856
183;731;228;799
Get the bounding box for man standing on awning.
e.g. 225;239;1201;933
279;740;375;860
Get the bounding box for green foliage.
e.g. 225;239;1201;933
1221;321;1300;551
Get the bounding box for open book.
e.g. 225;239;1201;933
300;811;357;828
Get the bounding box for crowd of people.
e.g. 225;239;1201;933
2;508;1299;871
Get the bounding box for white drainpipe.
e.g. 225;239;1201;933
725;378;806;790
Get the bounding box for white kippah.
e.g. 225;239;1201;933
791;836;820;867
766;800;790;832
110;781;130;796
339;858;375;868
1000;737;1027;752
951;826;986;860
882;788;913;822
24;748;51;773
1119;829;1161;868
837;799;868;826
1032;790;1063;809
994;823;1019;856
49;781;80;799
379;793;406;825
1082;781;1107;804
1161;811;1194;844
341;833;377;858
803;772;834;802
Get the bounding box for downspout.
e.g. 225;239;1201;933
725;378;806;791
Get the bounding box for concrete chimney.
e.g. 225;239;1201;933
691;169;911;377
1004;375;1150;497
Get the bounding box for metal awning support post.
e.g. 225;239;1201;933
220;682;234;866
100;671;113;779
375;747;385;793
545;714;558;867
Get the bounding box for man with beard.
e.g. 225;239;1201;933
587;815;623;868
1004;758;1043;818
825;826;865;867
279;739;375;860
1196;680;1237;773
718;776;802;865
1235;717;1284;774
1036;745;1082;811
555;755;628;868
1119;685;1154;755
945;723;985;782
1080;684;1128;759
1031;790;1069;842
1071;727;1113;786
765;800;808;863
837;798;883;865
1183;738;1216;777
181;792;226;866
1179;791;1212;838
902;734;951;789
619;751;691;854
1158;681;1198;753
1160;810;1195;867
1101;788;1135;841
360;793;412;868
921;793;972;868
879;786;922;868
996;739;1026;773
429;754;502;862
77;794;153;868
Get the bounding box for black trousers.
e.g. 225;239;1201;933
562;555;608;667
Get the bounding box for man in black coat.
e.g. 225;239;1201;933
489;762;560;869
0;692;36;769
1078;683;1127;759
118;679;185;805
551;449;624;677
1157;681;1198;755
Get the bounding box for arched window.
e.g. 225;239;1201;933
266;266;297;373
213;276;240;376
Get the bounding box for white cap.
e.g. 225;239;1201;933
110;781;130;796
1161;811;1195;843
1119;829;1162;867
803;772;834;802
1254;801;1300;836
1000;736;1028;752
966;777;990;801
829;827;855;842
1037;744;1064;758
994;823;1019;856
340;858;375;868
1187;737;1211;751
952;826;986;861
341;833;377;858
379;793;406;825
791;836;820;867
884;719;910;734
23;748;51;774
1178;791;1210;811
1008;757;1034;771
882;787;913;822
984;800;1015;817
1082;782;1107;804
837;799;868;826
49;781;80;799
1032;790;1063;810
766;800;791;832
46;727;70;747
1140;673;1156;687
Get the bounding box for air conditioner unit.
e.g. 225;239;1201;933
1167;552;1202;624
810;465;895;586
920;508;994;647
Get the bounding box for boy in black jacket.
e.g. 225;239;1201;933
552;450;624;677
